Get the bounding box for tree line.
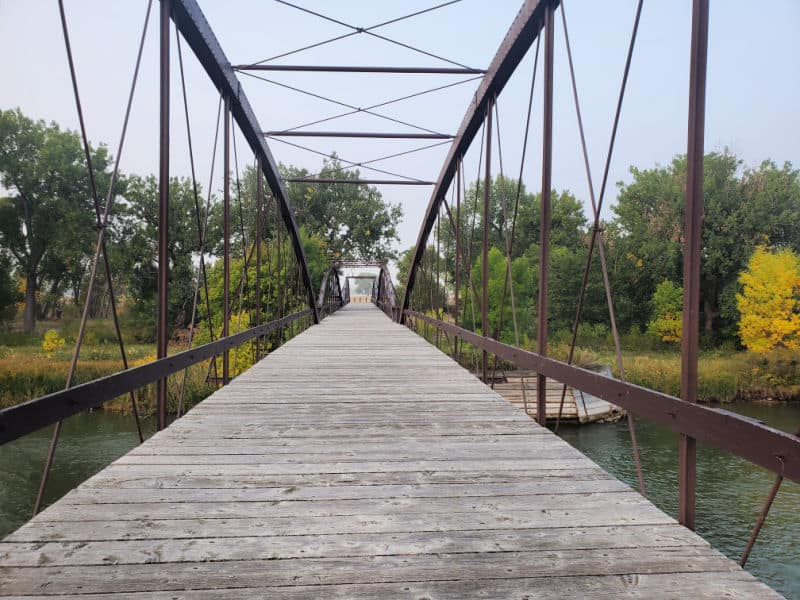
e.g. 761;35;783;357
2;107;798;353
0;108;402;337
398;152;800;352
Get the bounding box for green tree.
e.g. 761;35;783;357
440;176;587;264
614;152;745;336
647;279;683;343
614;152;800;341
0;108;111;331
114;175;200;339
469;246;535;343
740;160;800;252
396;244;446;313
283;156;402;262
736;246;800;353
0;253;19;327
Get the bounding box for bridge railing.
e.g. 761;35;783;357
399;0;799;567
317;266;347;318
372;263;400;321
0;0;346;517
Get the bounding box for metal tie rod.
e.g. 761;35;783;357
284;178;434;185
265;131;452;139
235;64;486;74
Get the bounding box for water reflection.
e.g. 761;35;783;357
0;412;150;537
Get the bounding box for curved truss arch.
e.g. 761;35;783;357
171;0;319;323
400;0;556;320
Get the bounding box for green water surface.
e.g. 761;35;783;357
559;402;800;599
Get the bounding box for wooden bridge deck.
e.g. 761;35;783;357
0;304;781;598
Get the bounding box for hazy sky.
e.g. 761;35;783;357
2;0;798;258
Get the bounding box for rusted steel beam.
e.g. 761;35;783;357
453;160;461;361
235;64;487;74
285;178;434;185
265;131;453;139
156;0;171;431
0;311;311;446
222;98;231;385
481;102;493;382
537;1;554;426
406;311;800;484
679;0;709;531
401;0;556;321
255;158;263;361
171;0;319;324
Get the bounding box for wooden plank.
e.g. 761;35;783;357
0;304;780;598
0;547;761;596
0;524;707;567
6;506;677;543
75;467;611;490
60;478;630;504
0;572;776;599
36;491;649;522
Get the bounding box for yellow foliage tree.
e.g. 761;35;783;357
736;246;800;353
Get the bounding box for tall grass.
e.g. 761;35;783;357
408;317;800;403
0;315;316;413
0;336;216;413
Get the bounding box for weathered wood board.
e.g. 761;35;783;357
493;369;625;423
0;304;781;598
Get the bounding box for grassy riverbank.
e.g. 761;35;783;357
0;322;218;413
2;319;799;410
411;321;800;403
581;347;800;403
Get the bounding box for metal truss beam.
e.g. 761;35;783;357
265;131;452;139
171;0;320;323
400;0;557;320
236;64;486;74
285;178;434;185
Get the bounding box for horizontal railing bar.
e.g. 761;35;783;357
265;131;453;139
406;310;800;484
234;65;487;75
337;260;387;267
0;310;311;446
284;178;435;185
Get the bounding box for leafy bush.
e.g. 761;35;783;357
41;329;65;355
119;306;156;343
61;318;122;346
647;280;683;343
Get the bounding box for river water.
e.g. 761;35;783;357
0;405;797;598
559;402;800;599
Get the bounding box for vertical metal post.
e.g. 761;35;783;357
482;101;493;383
222;97;231;384
454;161;461;361
156;0;170;431
276;200;284;347
679;0;709;531
537;2;554;427
436;207;441;347
255;159;263;361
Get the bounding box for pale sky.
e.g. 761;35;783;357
1;0;798;260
